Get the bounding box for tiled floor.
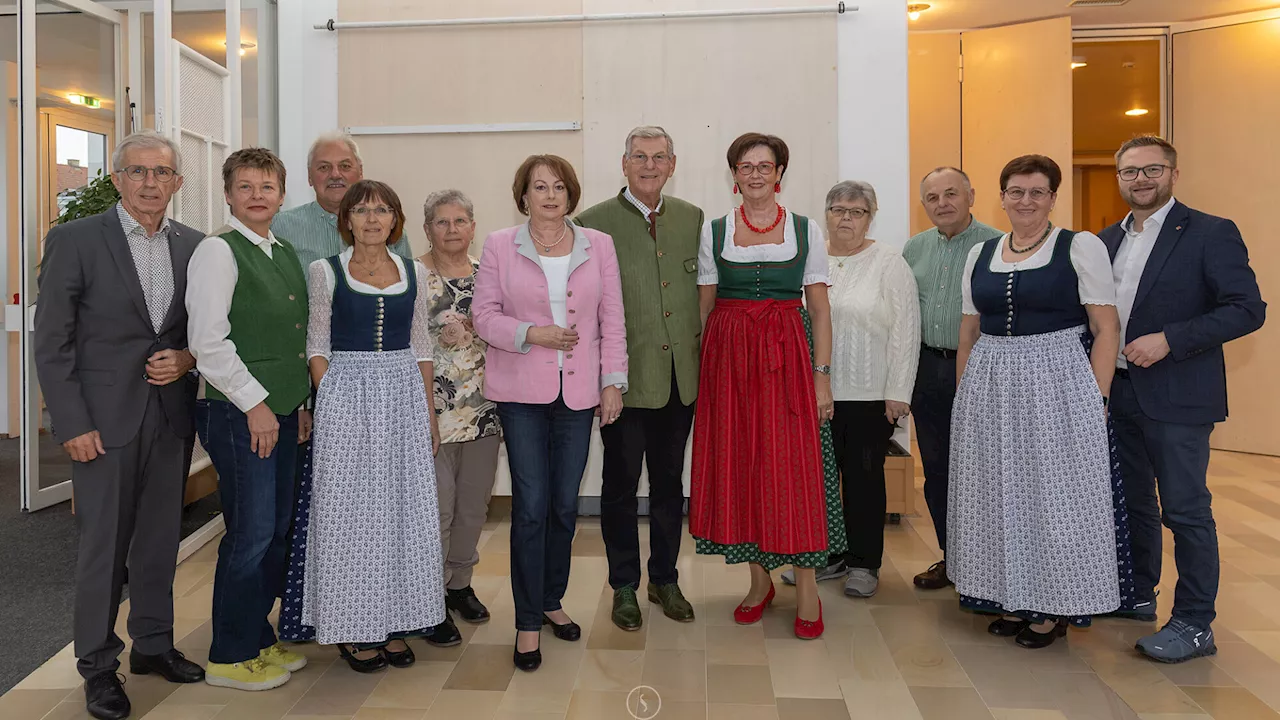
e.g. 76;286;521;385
5;449;1280;719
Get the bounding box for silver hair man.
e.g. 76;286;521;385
111;130;183;175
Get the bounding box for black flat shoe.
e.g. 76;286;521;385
85;671;130;720
338;644;389;673
129;647;205;683
1016;621;1068;649
448;586;491;624
543;614;581;642
380;642;416;668
988;617;1031;637
425;616;463;647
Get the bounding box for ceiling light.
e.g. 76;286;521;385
1125;108;1149;116
223;40;257;56
907;3;930;21
1071;56;1088;69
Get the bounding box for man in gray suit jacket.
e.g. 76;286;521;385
35;131;207;720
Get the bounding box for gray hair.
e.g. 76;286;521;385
423;189;475;224
111;130;182;175
307;131;362;169
624;125;674;157
826;180;879;218
919;166;972;198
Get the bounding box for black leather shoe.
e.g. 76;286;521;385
380;641;416;668
1016;621;1068;649
543;614;581;642
447;586;491;624
84;671;130;720
513;643;542;672
913;560;954;590
988;617;1031;637
425;616;463;647
338;644;389;673
129;647;206;683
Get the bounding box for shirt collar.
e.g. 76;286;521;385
230;215;280;248
309;200;339;226
623;187;663;221
1123;196;1177;234
116;202;171;237
936;215;976;242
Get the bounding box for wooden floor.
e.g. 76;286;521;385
4;449;1280;720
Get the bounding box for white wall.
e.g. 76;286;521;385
276;0;336;210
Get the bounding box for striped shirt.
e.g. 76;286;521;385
902;216;1002;350
271;200;413;272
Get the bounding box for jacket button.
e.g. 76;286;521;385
288;294;296;301
566;353;573;359
570;324;577;329
657;251;664;257
662;344;669;350
569;309;576;314
296;323;302;329
664;311;671;317
566;290;573;297
567;370;575;376
298;352;305;359
662;281;669;287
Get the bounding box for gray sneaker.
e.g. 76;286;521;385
844;568;879;598
780;560;848;586
1136;619;1217;663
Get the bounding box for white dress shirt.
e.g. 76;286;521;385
1113;196;1177;368
186;216;286;413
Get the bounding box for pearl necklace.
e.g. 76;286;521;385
531;222;568;253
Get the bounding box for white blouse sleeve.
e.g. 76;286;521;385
305;260;335;361
883;253;921;404
1070;231;1118;306
411;260;437;363
961;242;986;316
803;219;831;286
696;219;718;285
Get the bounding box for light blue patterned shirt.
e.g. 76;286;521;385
271;200;413;272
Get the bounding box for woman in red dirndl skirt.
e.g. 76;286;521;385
690;133;845;640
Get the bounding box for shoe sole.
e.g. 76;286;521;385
1136;643;1218;664
128;665;206;683
843;587;878;598
204;670;291;691
267;657;308;672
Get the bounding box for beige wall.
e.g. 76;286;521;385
908;33;960;237
1173;18;1280;456
336;0;838;255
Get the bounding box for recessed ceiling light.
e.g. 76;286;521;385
1125;108;1149;116
907;3;931;21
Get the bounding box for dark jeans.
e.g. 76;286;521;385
911;346;957;553
828;401;896;570
1110;372;1218;627
198;399;299;664
497;392;595;632
599;372;694;590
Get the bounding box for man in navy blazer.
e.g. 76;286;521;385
1099;136;1265;664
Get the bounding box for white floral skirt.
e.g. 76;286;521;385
302;349;445;644
947;326;1121;619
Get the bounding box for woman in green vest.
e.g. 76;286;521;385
188;147;311;691
688;133;844;640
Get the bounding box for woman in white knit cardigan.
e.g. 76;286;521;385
783;180;920;598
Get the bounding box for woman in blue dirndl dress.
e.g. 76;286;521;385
948;155;1138;650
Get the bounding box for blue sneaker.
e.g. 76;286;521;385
1136;619;1216;663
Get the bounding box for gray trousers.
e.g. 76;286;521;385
436;435;501;590
72;389;186;679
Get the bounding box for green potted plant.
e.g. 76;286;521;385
55;169;119;225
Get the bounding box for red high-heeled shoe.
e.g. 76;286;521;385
733;582;776;625
794;599;824;640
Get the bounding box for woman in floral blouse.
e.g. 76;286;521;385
418;189;502;647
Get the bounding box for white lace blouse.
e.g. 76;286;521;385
305;247;436;363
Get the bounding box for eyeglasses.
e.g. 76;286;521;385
827;207;870;220
735;162;776;177
431;217;473;230
1117;164;1170;181
351;206;393;218
627;153;672;167
117;165;177;183
1002;187;1052;201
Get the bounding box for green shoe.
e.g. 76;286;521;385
648;582;695;623
612;587;643;631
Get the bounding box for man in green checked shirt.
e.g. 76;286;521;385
272;132;414;269
901;167;1001;591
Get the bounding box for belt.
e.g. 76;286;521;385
1115;367;1130;379
921;344;957;360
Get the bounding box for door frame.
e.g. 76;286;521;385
39;107;117;240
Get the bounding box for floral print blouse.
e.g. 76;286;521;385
425;258;501;444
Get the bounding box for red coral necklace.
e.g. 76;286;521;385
739;204;785;234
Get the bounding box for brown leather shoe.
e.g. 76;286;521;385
913;560;953;590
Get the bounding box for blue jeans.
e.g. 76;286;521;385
1111;373;1218;627
497;393;595;632
198;399;299;663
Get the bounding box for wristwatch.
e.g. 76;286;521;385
814;364;831;375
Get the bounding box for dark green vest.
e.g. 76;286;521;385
711;212;809;300
204;228;311;415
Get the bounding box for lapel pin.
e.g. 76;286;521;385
1175;226;1182;231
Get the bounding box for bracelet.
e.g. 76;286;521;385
814;364;831;375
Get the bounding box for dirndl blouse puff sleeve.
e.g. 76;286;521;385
960;228;1117;315
305;250;436;362
696;210;832;287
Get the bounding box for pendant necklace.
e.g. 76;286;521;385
531;223;568;253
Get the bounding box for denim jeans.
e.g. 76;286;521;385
198;399;299;664
497;393;595;632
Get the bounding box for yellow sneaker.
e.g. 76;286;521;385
204;657;290;691
259;643;308;672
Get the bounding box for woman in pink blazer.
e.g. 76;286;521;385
473;154;627;672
